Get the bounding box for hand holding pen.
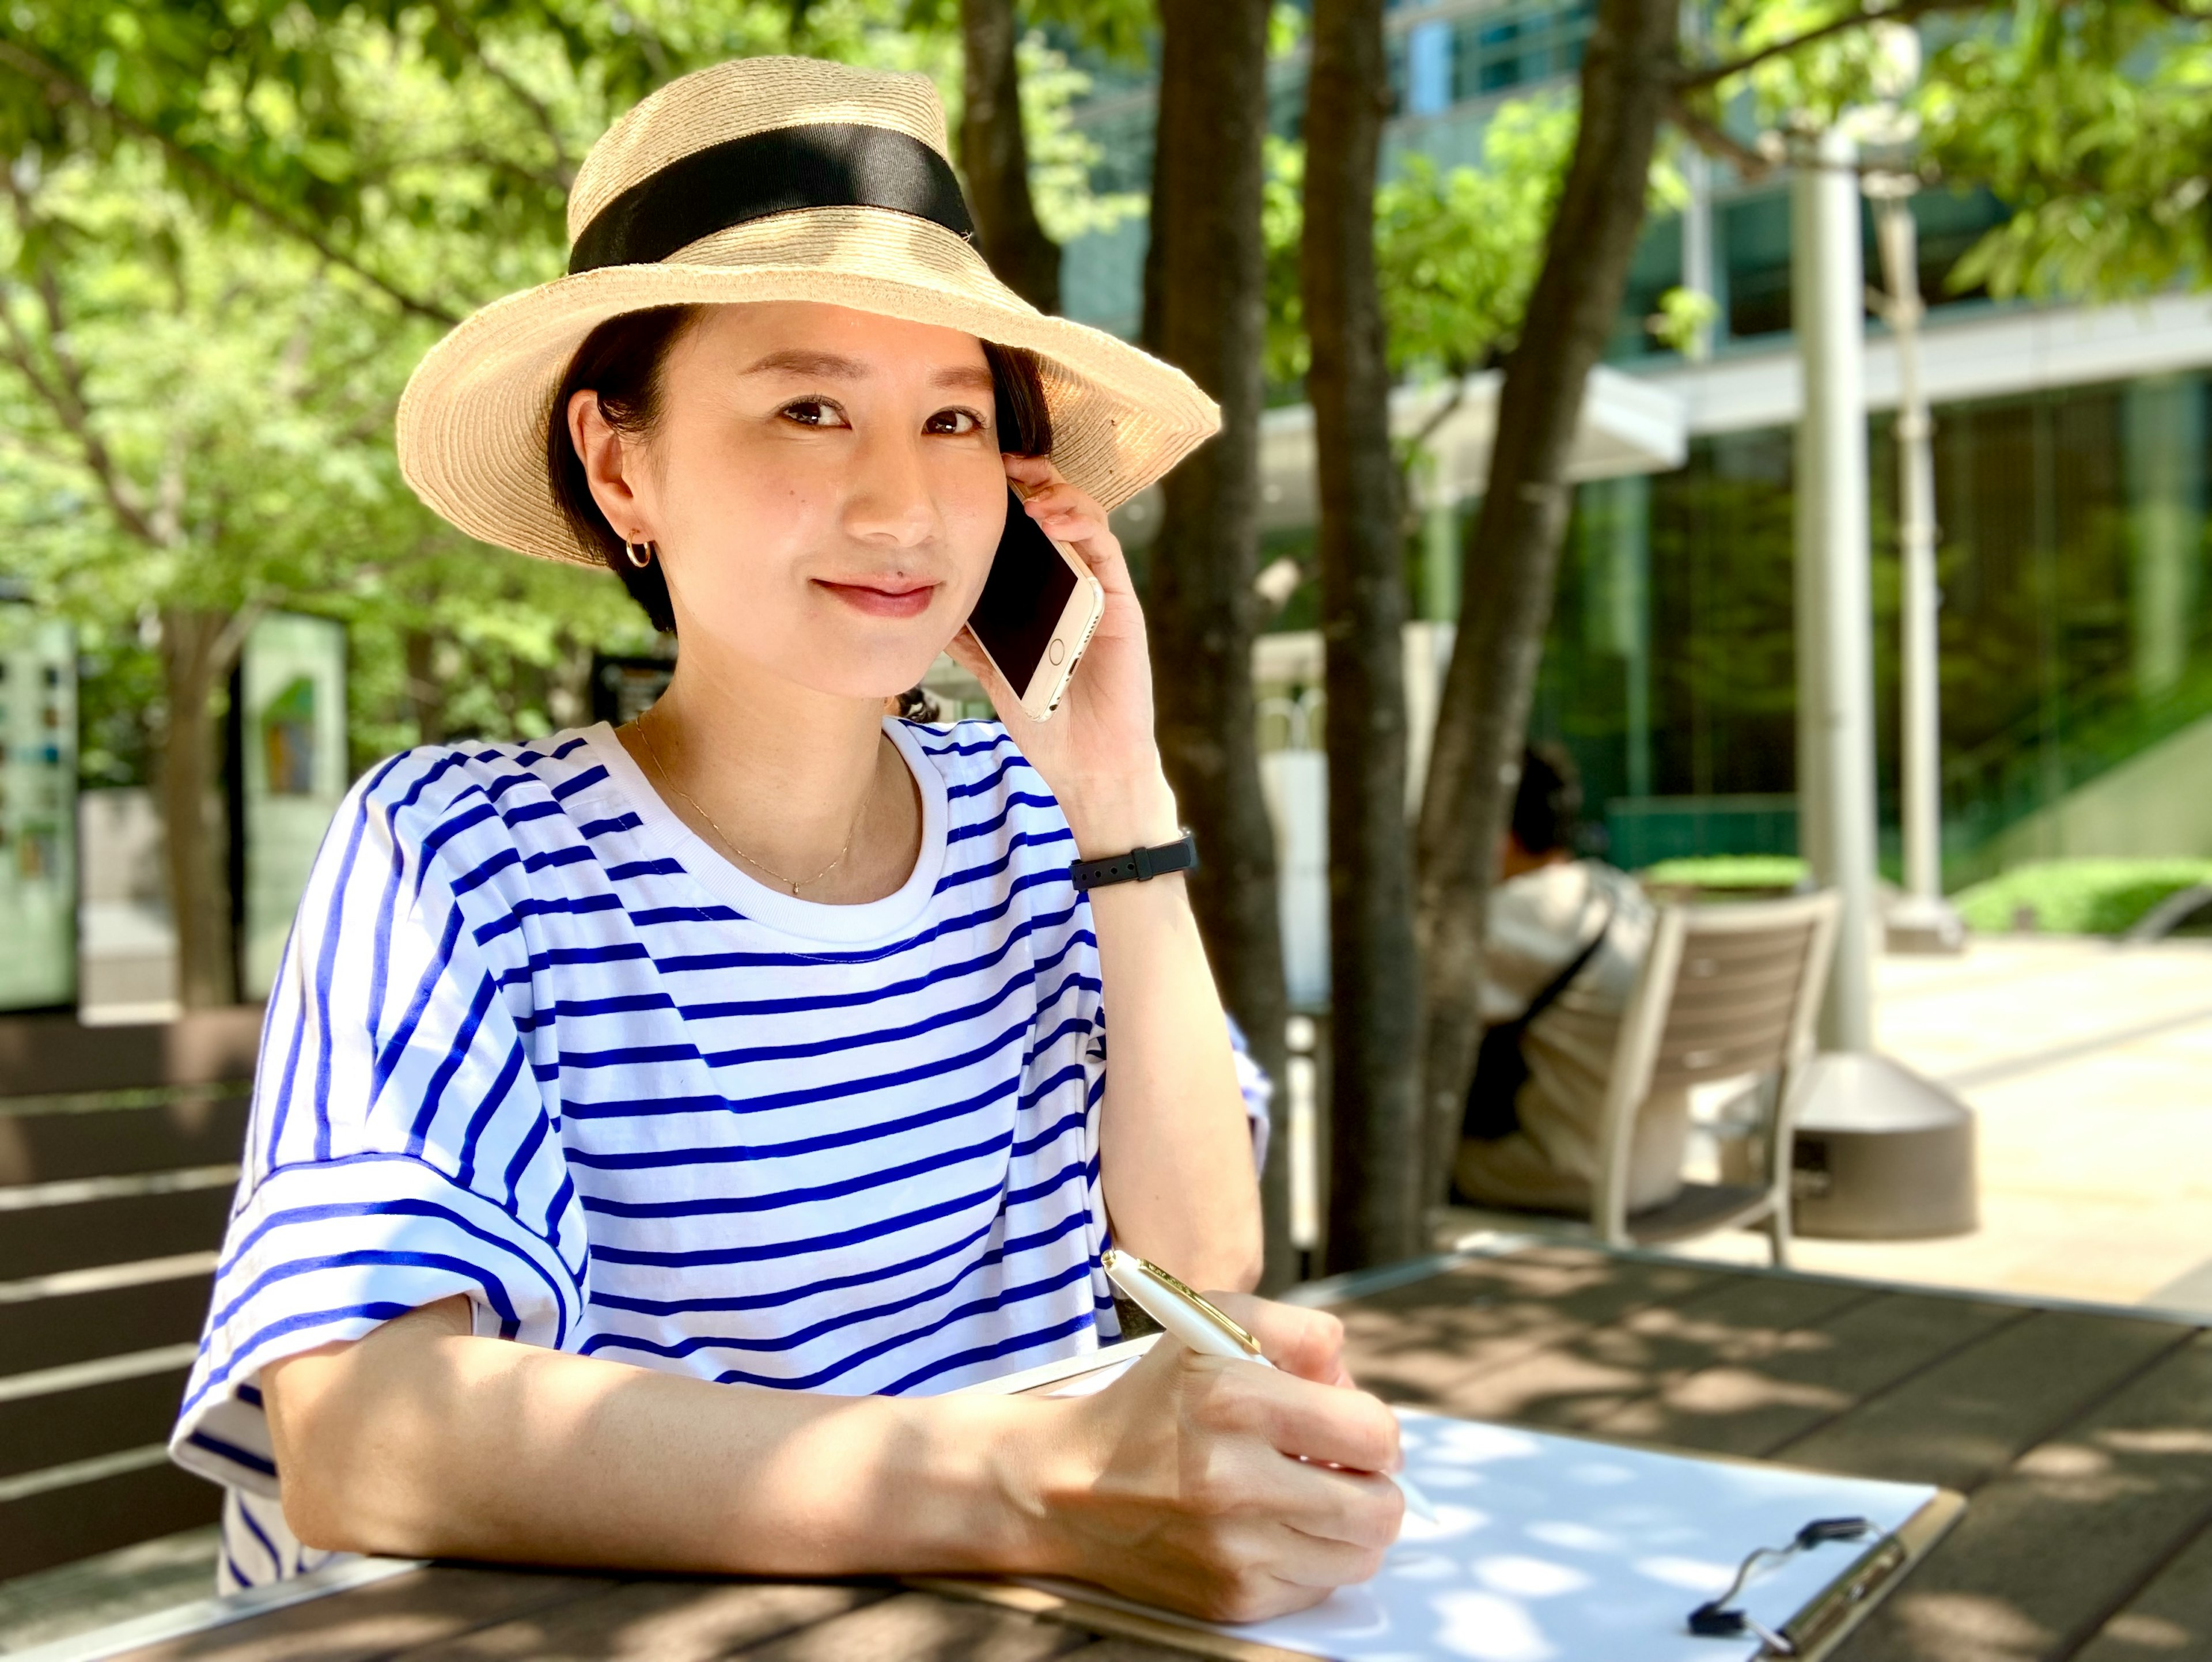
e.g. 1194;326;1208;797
1027;1255;1411;1623
1104;1250;1436;1524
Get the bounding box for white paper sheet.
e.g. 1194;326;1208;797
1031;1409;1940;1662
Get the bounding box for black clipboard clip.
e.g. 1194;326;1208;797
1688;1516;1893;1655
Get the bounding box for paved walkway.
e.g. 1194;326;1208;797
1680;936;2212;1311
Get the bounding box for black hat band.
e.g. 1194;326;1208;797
567;123;976;275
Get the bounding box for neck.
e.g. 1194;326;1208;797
622;641;918;902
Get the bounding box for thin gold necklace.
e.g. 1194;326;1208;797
634;705;862;896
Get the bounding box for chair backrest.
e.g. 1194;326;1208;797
0;1006;260;1581
1592;891;1842;1241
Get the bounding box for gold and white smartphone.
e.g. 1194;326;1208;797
967;485;1106;722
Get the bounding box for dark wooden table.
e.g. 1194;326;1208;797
99;1243;2212;1662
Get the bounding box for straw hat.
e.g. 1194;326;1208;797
396;56;1221;566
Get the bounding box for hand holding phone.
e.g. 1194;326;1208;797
965;485;1106;721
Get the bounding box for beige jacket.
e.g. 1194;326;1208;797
1454;860;1688;1216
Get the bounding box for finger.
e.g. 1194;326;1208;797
1262;1456;1406;1551
1211;1296;1350;1387
1188;1419;1404;1550
1002;453;1062;487
944;626;1025;721
1206;1361;1404;1478
1023;486;1108;539
1268;1521;1395;1591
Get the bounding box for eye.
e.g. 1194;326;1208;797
925;407;986;437
780;399;851;429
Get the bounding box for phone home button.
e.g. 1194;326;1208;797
1048;638;1067;665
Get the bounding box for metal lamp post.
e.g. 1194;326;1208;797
1866;172;1967;952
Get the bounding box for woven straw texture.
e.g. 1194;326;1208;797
398;55;1218;567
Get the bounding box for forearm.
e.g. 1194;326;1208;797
265;1300;1064;1576
1086;869;1265;1292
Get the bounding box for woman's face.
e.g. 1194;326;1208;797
611;301;1010;698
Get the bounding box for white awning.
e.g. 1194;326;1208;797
1256;365;1688;531
1106;365;1687;547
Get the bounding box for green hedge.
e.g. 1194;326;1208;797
1640;855;1810;891
1952;860;2212;935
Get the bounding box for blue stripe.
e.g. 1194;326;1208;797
947;792;1063;847
882;1309;1098;1396
669;912;1089;1023
590;1256;1093;1368
945;753;1025;801
407;973;498;1155
181;1303;422;1420
456;1042;529;1191
190;1429;278;1480
567;1073;1019;1170
587;1178;1007;1269
208;1248;520;1338
588;1209;1089;1320
370;904;466;1103
308;782;380;1165
578;1126;1014;1220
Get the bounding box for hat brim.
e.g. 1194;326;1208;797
397;206;1221;566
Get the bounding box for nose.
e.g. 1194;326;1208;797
843;423;941;551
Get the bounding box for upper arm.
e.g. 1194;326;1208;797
260;1295;474;1547
263;1297;474;1448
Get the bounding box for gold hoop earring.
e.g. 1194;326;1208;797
624;539;655;570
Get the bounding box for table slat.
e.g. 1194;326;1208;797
1338;1245;1719;1410
1584;1288;2022;1457
2071;1514;2212;1662
390;1580;881;1660
1476;1267;1876;1434
1831;1330;2212;1662
729;1589;1096;1661
1776;1308;2192;1493
112;1567;620;1662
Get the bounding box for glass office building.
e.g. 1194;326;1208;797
1061;0;2212;883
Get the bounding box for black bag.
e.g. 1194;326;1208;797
1460;896;1616;1144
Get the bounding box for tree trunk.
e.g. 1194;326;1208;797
1302;0;1423;1272
1414;0;1679;1197
959;0;1062;313
159;604;238;1010
404;627;446;745
1142;0;1294;1290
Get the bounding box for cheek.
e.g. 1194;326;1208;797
941;473;1009;605
658;444;827;601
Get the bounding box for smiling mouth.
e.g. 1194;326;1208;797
815;578;940;619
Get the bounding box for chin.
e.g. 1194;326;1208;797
783;635;952;706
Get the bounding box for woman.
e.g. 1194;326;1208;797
169;56;1404;1622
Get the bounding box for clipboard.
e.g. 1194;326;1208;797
916;1344;1964;1662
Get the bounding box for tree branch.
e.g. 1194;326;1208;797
1665;92;1778;179
0;176;169;546
428;1;578;188
1676;0;1993;89
0;39;462;325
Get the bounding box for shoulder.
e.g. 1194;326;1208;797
340;729;629;877
898;718;1060;824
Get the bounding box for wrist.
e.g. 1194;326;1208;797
1058;768;1181;861
969;1397;1089;1578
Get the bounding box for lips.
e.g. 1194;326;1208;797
815;578;939;620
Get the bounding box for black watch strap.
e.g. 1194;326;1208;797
1070;828;1199;892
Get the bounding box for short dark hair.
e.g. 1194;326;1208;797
545;312;1055;637
1511;742;1582;856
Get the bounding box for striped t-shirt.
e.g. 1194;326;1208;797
171;717;1154;1588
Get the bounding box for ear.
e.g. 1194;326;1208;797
567;389;652;546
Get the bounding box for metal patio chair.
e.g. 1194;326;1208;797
1435;888;1842;1267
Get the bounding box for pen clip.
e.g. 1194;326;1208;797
1105;1248;1265;1357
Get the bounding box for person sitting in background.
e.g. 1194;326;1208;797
1453;745;1688;1217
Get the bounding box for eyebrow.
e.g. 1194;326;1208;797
742;348;996;395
